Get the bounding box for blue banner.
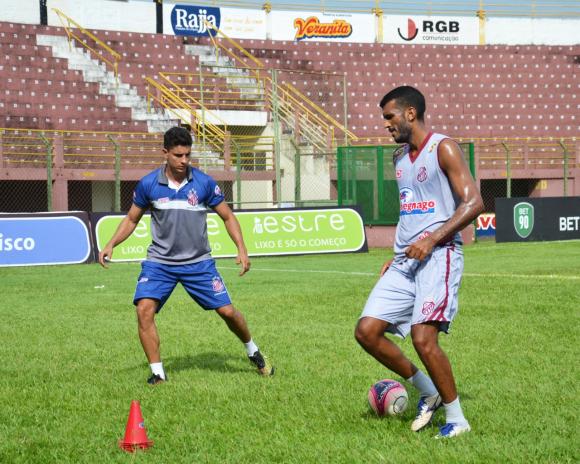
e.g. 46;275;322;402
0;214;92;266
171;4;220;36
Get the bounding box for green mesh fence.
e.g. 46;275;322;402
337;143;474;225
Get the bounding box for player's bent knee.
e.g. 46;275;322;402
136;299;157;321
411;333;438;356
216;304;237;319
355;317;385;347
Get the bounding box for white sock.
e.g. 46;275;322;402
244;339;259;356
150;362;166;380
406;370;438;398
443;397;468;425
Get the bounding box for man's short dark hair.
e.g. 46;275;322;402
379;86;426;121
164;126;192;150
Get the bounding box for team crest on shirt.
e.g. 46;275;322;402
187;189;199;206
396;169;402;179
417;166;428;182
399;187;413;203
421;298;435;316
214;185;222;196
212;276;225;293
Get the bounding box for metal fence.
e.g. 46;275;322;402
336;143;474;225
470;137;579;212
1;129;577;216
0;127;337;212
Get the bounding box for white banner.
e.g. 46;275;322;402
49;0;156;33
486;17;580;45
383;15;479;45
220;7;267;39
271;10;375;42
1;0;38;24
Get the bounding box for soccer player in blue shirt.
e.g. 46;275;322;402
99;127;274;384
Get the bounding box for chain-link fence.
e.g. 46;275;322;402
472;138;579;213
336;143;474;225
2;129;577;215
0;127;336;212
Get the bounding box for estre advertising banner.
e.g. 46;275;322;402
93;208;367;262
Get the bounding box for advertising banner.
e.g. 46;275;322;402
92;207;367;262
0;213;92;267
270;11;374;43
476;213;496;238
496;197;580;242
220;8;267;40
383;15;479;45
170;4;220;36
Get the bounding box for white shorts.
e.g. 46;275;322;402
360;244;464;338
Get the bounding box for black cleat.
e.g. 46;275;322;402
147;373;167;385
248;350;275;376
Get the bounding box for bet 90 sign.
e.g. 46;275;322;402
496;197;580;242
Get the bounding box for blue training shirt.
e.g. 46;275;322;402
133;166;225;265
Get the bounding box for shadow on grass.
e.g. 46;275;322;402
165;351;248;374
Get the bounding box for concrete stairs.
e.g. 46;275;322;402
36;34;177;133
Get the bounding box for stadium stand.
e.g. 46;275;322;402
0;17;578;212
235;38;579;138
2;21;577;139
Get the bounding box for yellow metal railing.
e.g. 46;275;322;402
52;8;121;81
346;135;578;170
144;77;275;169
0;128;164;169
472;137;578;169
158;71;268;111
281;82;357;144
0;128;275;171
145;76;227;154
204;21;265;70
197;24;358;148
0;129;574;177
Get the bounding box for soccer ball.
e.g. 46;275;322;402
368;379;409;417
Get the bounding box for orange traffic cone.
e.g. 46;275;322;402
119;400;153;452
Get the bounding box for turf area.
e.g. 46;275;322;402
0;240;578;463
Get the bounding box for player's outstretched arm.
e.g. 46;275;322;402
405;139;484;261
98;204;145;268
213;201;250;276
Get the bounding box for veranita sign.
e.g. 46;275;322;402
294;16;352;41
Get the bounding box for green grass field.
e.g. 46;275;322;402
0;240;578;463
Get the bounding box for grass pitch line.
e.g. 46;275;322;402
219;266;580;281
220;266;375;276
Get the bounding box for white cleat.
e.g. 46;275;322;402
411;393;442;432
435;422;471;439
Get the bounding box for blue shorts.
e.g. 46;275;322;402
133;259;232;311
